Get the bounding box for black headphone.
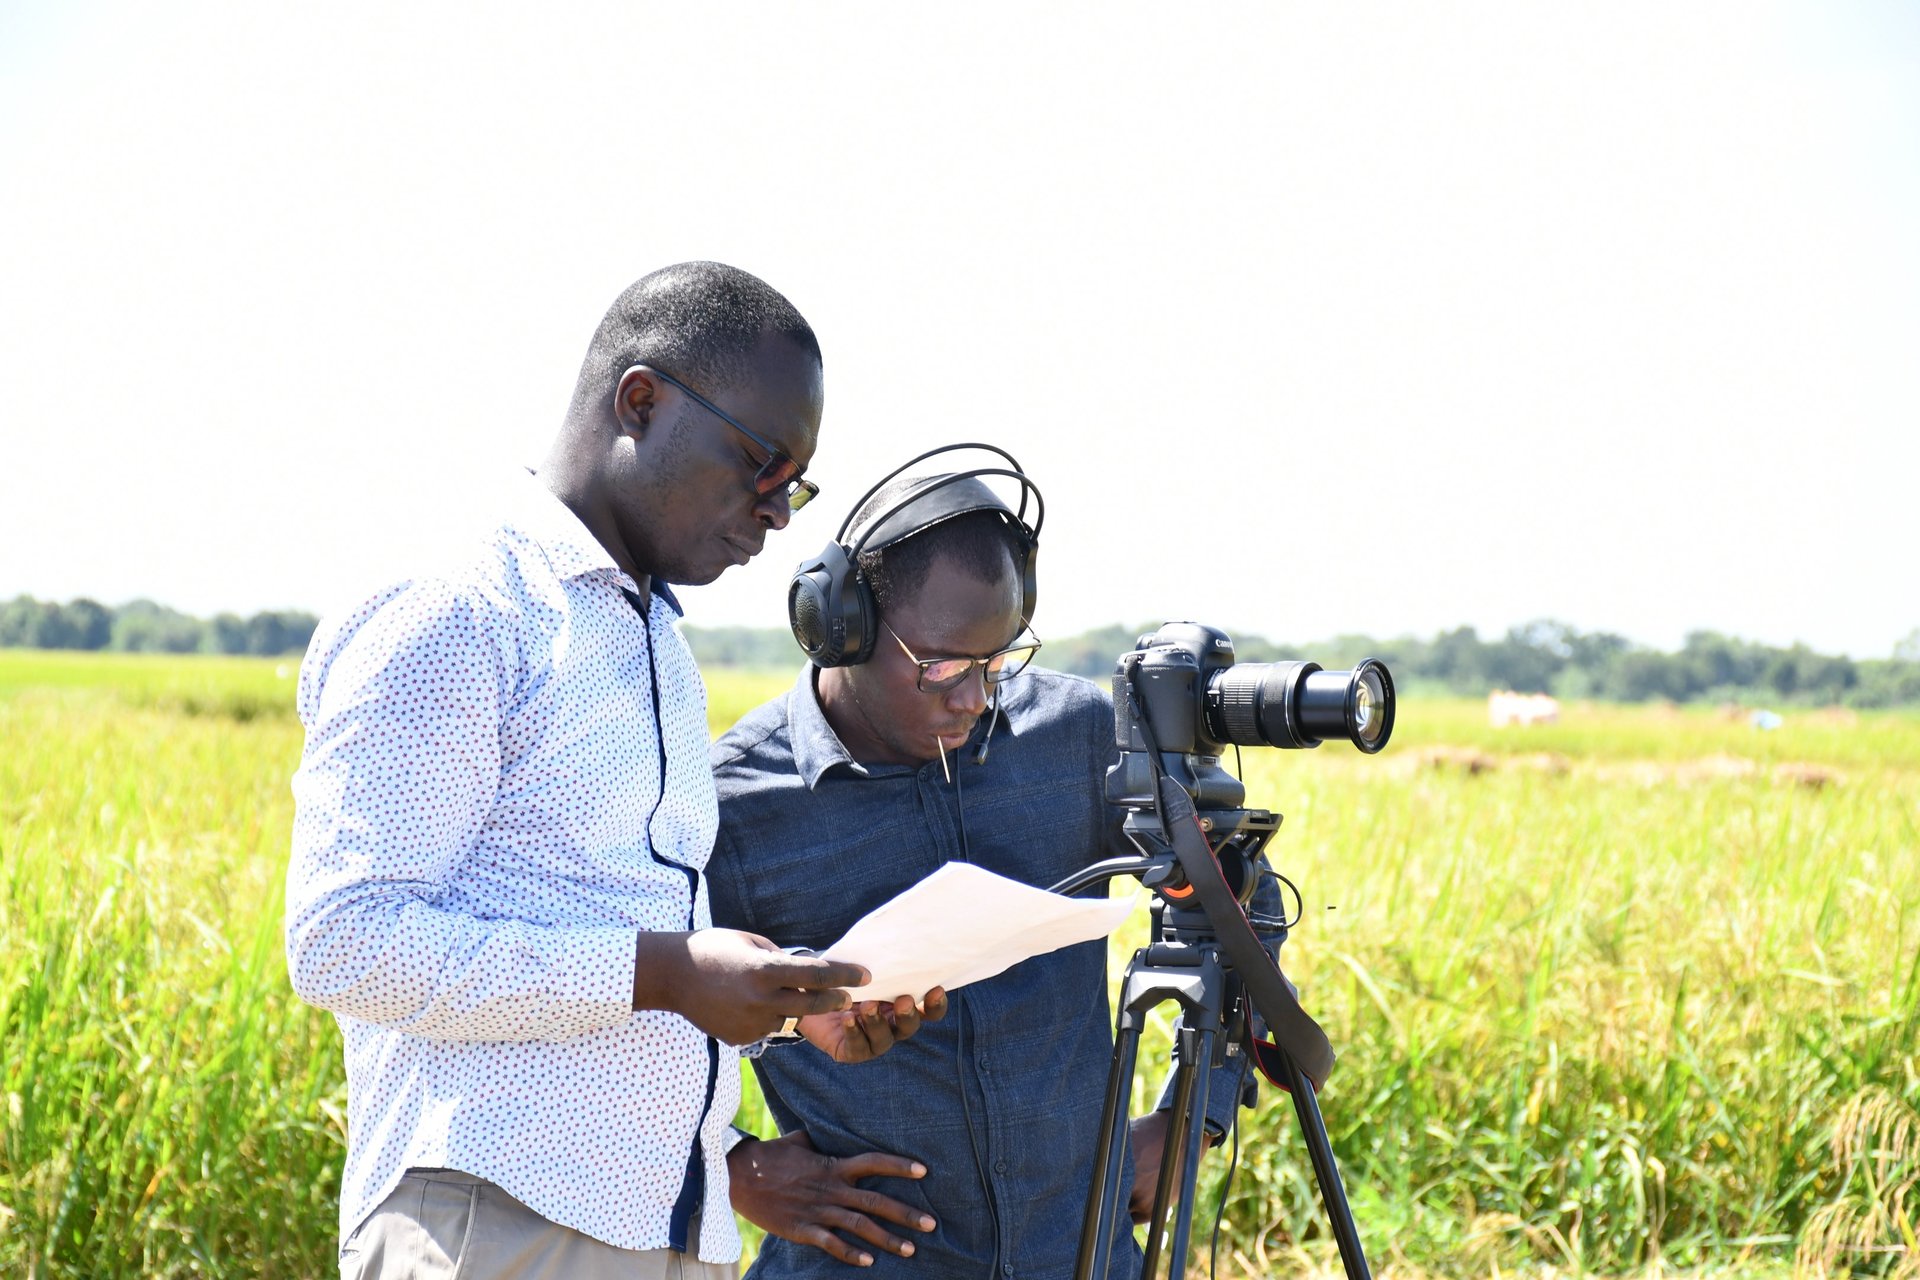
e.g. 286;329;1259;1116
788;444;1044;668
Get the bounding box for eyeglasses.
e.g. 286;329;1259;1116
648;367;820;511
883;618;1043;692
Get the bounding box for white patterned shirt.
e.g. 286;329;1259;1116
286;472;740;1260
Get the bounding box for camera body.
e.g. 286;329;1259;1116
1106;622;1396;862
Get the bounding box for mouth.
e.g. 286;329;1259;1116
934;725;975;749
720;534;760;565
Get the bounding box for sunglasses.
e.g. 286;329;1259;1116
648;367;819;511
884;618;1043;692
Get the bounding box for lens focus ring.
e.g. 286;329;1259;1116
1212;670;1267;746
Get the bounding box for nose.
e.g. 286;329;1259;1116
944;666;991;718
754;488;793;531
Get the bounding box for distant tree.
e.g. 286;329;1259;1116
1601;649;1688;702
1036;623;1150;678
60;598;113;650
680;625;803;670
1853;658;1920;708
1425;626;1487;692
246;613;285;656
110;600;206;653
238;610;318;656
2;596;44;647
1479;622;1568;693
1567;629;1632;671
205;613;250;655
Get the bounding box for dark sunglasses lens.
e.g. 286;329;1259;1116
753;455;802;494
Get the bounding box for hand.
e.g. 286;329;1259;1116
1127;1111;1171;1224
728;1130;938;1267
799;988;948;1064
633;929;869;1046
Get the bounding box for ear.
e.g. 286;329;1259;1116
612;366;660;437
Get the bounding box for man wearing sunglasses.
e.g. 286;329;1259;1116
289;263;934;1280
707;469;1256;1278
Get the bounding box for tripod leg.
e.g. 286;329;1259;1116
1279;1053;1373;1280
1161;1027;1216;1280
1138;1029;1196;1280
1074;1019;1143;1280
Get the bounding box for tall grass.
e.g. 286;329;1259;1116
1192;703;1920;1275
2;650;1915;1276
0;664;338;1276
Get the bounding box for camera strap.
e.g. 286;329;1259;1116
1150;769;1338;1091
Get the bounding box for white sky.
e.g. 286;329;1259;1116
2;2;1916;657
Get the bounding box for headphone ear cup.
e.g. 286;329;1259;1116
1018;536;1039;627
788;542;876;667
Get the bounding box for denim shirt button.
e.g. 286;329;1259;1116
1002;1266;1014;1276
994;1158;1007;1173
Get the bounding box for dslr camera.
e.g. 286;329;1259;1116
1106;621;1395;822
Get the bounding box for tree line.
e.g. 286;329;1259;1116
0;595;317;657
7;595;1917;707
682;618;1920;709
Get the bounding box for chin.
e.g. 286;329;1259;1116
662;560;730;588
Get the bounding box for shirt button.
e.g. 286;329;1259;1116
978;1056;991;1072
994;1158;1007;1172
1002;1265;1014;1276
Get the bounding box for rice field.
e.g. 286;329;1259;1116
2;649;1915;1278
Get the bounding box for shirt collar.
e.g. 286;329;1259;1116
788;666;876;789
786;665;1025;790
512;470;683;617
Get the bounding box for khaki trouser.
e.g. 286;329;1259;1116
341;1168;739;1280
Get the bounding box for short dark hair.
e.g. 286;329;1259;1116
860;509;1026;620
570;262;820;418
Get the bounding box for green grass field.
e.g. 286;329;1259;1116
2;649;1915;1278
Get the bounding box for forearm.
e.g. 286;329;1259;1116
286;882;637;1041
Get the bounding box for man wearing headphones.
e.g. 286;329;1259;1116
708;451;1255;1277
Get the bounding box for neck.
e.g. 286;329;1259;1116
815;667;920;767
539;434;651;596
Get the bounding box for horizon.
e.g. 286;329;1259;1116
5;586;1915;663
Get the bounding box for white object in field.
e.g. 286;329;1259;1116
1489;690;1560;727
819;862;1137;1003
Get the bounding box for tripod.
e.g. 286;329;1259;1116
1052;825;1374;1280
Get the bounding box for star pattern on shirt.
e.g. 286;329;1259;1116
287;475;740;1261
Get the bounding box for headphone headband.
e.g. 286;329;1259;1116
846;467;1046;562
836;443;1043;547
788;443;1044;669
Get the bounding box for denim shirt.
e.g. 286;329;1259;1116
709;666;1250;1280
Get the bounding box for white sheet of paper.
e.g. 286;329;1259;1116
818;862;1137;1002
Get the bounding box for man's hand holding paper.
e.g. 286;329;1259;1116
816;862;1137;1004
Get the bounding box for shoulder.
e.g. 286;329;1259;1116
296;549;531;724
709;690;796;786
1003;667;1114;735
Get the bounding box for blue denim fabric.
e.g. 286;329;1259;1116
709;666;1255;1280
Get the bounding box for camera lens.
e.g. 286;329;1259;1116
1204;657;1395;753
1352;664;1391;752
1298;659;1395;754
